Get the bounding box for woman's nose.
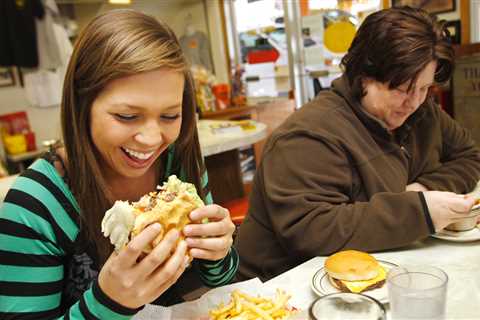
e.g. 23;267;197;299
406;90;422;109
134;122;164;146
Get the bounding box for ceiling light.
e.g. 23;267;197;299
108;0;131;4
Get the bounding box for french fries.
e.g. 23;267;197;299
209;289;296;320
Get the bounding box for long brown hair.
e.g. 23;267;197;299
341;6;454;99
61;9;204;264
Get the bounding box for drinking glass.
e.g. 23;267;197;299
309;292;386;320
387;265;448;320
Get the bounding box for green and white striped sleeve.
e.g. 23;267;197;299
194;170;239;287
0;159;140;319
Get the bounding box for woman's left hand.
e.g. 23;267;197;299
183;204;235;261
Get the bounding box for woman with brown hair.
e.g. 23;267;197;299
235;6;480;281
0;9;237;319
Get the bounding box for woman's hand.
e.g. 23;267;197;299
183;204;235;261
406;182;429;192
423;191;476;232
98;224;189;309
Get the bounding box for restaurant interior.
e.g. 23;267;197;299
1;0;480;319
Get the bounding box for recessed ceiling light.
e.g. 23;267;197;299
108;0;131;4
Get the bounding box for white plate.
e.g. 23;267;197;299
311;260;397;304
431;226;480;242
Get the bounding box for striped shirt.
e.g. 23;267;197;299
0;152;238;319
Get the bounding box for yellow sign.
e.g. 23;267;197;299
324;21;356;53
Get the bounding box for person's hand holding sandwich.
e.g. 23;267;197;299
98;175;235;309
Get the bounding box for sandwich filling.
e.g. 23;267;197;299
101;175;204;252
329;265;386;293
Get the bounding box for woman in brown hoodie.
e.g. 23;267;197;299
235;6;480;281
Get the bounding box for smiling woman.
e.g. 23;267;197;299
0;9;238;320
90;68;184;183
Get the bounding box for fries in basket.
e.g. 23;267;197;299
209;289;297;320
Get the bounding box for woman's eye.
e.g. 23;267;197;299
114;114;138;121
161;114;181;121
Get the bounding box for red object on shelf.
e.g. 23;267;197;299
0;111;37;153
24;131;36;151
247;48;280;64
0;111;31;135
212;83;230;110
223;196;249;225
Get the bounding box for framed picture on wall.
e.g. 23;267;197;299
0;67;15;87
392;0;455;14
445;20;461;44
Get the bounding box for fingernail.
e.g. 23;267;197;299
183;226;192;234
169;229;179;239
152;223;162;231
189;210;198;220
183;256;190;267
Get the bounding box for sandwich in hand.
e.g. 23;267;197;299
101;175;204;253
324;250;386;293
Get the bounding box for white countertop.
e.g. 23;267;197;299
197;120;267;157
263;237;480;319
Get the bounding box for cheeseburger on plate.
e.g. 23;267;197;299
324;250;387;293
101;175;204;253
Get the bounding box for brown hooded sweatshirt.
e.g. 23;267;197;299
235;75;480;281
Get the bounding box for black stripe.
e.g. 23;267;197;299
79;296;100;320
195;248;238;286
92;280;141;315
22;168;79;227
64;309;71;320
419;192;435;234
0;307;63;320
0;280;63;296
0;218;49;241
0;249;62;267
203;186;211;197
4;189;74;252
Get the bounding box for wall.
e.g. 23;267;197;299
205;1;229;84
0;70;61;161
72;0;228;82
0;0;229;162
437;0;460;21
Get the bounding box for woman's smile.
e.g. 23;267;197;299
119;146;162;169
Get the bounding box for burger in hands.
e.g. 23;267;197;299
324;250;386;293
101;175;204;254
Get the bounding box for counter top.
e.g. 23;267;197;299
198;119;267;157
263;237;480;319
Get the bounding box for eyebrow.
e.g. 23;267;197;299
400;82;434;91
112;103;182;111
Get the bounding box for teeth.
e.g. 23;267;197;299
123;147;155;160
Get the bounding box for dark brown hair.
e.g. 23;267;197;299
341;6;454;99
61;9;204;264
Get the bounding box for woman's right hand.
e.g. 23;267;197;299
98;223;189;309
423;191;476;232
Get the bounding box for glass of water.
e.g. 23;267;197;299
309;292;386;320
387;265;448;320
